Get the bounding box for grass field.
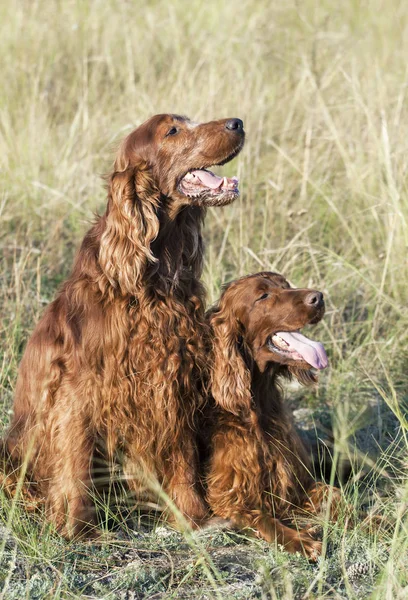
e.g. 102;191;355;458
1;0;408;597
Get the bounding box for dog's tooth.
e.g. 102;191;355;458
272;334;289;349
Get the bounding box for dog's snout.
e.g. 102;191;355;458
305;291;324;308
225;118;244;132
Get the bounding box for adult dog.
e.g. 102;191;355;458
4;114;245;537
205;272;337;560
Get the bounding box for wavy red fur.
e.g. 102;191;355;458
2;114;245;537
204;272;345;560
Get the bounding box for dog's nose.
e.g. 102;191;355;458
305;291;324;308
225;118;244;132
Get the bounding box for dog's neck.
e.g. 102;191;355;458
251;363;283;407
238;340;284;416
148;203;206;297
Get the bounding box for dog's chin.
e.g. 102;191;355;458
261;361;317;386
169;187;239;210
271;354;315;373
261;353;316;383
253;347;312;375
190;189;239;207
286;364;318;386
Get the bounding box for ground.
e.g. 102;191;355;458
1;0;408;598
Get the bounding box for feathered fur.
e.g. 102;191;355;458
3;114;245;537
204;272;340;561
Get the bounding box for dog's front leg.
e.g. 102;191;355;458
46;402;96;539
164;438;208;529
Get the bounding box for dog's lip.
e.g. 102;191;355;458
266;329;328;370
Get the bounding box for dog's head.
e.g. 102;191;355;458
208;272;328;415
115;114;245;209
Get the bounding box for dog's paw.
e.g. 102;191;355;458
285;534;322;562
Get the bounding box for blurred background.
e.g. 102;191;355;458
0;0;407;596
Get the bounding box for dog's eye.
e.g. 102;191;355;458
257;293;269;301
166;127;179;136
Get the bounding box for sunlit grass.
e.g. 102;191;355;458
0;0;408;597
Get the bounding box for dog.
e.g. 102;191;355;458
3;114;245;537
204;271;340;560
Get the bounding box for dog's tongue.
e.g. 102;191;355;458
275;331;328;370
190;169;224;189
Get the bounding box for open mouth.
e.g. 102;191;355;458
178;168;239;198
266;330;328;370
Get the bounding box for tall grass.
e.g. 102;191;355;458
1;0;408;597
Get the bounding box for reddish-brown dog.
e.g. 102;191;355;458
3;114;245;537
205;272;334;560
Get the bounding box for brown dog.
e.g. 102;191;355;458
205;272;337;560
3;114;245;537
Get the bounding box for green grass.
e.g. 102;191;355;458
1;0;408;597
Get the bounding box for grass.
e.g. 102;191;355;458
1;0;408;597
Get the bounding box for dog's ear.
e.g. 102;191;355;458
209;303;252;416
99;165;160;296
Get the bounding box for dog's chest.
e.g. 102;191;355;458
122;297;208;391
